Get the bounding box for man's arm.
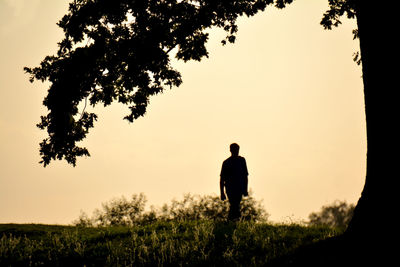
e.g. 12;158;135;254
242;158;249;196
220;176;226;200
243;175;248;196
220;162;226;200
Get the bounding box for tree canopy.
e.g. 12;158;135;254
25;0;298;166
26;0;361;166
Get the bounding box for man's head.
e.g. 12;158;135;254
230;143;240;156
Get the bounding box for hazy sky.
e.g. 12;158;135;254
0;0;365;224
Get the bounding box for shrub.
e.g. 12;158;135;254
158;192;268;222
308;200;355;230
74;192;268;226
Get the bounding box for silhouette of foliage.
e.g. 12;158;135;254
94;193;147;226
320;0;360;65
159;192;268;222
73;192;268;226
24;0;294;166
320;0;357;30
308;200;355;230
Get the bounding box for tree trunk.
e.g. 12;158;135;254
268;2;396;265
345;0;395;262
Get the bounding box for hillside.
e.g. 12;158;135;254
0;221;340;266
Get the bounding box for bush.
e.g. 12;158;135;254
308;200;355;230
158;192;268;222
74;192;268;226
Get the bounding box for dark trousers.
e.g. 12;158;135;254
228;194;242;221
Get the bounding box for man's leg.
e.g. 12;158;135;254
228;195;242;221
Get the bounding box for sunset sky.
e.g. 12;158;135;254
0;0;365;224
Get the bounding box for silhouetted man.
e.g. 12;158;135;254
220;143;249;221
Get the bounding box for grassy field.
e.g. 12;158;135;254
0;221;340;266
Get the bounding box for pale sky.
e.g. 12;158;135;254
0;0;365;224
